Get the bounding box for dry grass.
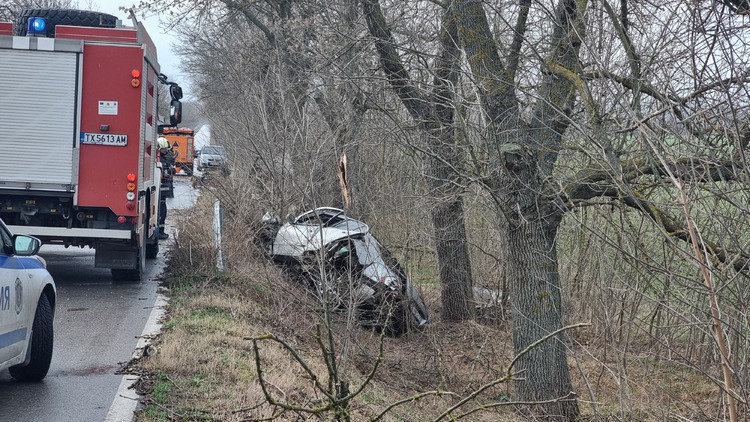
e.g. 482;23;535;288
132;186;739;422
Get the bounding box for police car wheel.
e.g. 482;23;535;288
9;293;54;382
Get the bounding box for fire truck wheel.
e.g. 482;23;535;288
9;293;54;382
146;238;159;259
15;9;117;37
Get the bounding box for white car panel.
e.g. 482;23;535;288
0;254;23;365
0;218;56;380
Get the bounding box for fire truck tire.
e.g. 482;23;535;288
9;293;54;382
15;9;118;37
146;237;159;259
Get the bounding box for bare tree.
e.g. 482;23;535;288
362;0;475;322
448;0;587;418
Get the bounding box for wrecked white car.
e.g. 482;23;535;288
262;207;429;334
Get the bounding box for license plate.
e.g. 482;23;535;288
80;132;128;146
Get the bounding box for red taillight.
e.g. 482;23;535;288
126;173;137;209
117;216;127;224
131;69;141;87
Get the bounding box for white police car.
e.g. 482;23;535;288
0;218;55;381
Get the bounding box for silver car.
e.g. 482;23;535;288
262;207;429;334
0;218;55;381
197;145;228;171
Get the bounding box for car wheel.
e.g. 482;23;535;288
383;298;409;336
9;293;54;381
378;285;428;336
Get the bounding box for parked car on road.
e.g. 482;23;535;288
261;207;429;334
0;218;56;381
197;145;228;171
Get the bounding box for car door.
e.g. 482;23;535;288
0;224;24;365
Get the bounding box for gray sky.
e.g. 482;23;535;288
89;0;190;95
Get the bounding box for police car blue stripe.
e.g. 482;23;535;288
0;328;27;349
0;256;45;270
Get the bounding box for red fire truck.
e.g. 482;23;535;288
0;9;183;281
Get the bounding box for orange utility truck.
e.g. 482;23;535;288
0;9;183;281
160;127;195;174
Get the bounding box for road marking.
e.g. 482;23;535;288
105;293;168;422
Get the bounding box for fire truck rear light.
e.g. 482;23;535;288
117;216;127;224
126;201;135;210
127;182;136;191
127;174;136;182
131;79;141;87
126;192;136;201
131;69;141;78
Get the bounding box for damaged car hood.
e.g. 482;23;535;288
270;208;369;257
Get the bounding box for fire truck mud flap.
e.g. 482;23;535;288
95;242;140;269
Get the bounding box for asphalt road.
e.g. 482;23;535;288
0;176;195;422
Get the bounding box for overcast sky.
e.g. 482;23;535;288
88;0;191;95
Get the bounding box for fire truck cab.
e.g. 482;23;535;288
0;9;183;281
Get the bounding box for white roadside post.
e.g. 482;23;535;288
214;200;223;270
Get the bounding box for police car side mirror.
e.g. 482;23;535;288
13;234;41;256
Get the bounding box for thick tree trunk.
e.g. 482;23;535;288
362;0;475;321
507;207;578;420
424;127;474;321
453;0;587;417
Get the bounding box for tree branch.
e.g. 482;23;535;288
561;158;750;273
361;0;430;121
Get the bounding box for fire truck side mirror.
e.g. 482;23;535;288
170;99;182;126
169;83;183;101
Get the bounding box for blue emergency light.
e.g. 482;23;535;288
27;17;46;36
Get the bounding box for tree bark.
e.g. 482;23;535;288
362;0;474;321
453;0;587;418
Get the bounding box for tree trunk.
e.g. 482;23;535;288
453;0;586;418
424;127;474;320
507;198;578;420
362;0;474;321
